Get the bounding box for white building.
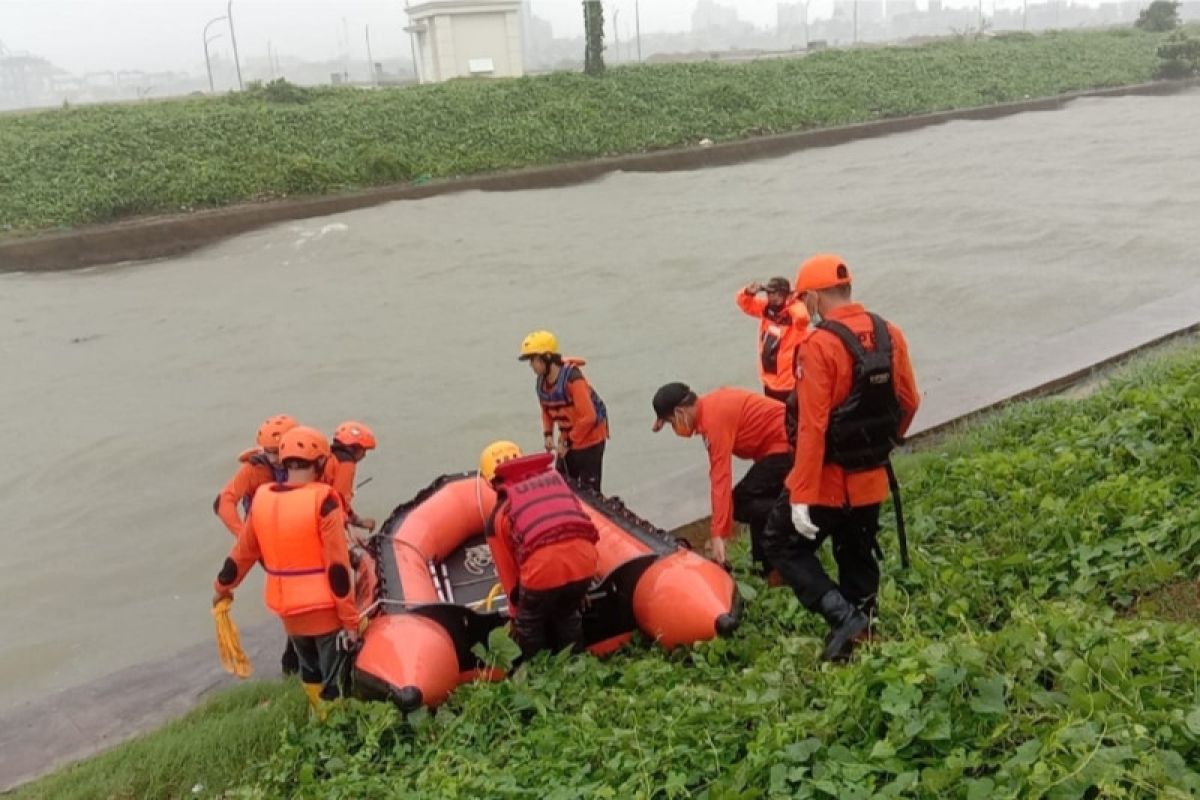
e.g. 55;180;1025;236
405;0;525;84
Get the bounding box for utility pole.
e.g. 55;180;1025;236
365;24;375;83
612;7;620;62
1022;0;1028;30
802;0;809;49
227;0;243;90
203;15;227;92
634;0;642;62
853;0;859;44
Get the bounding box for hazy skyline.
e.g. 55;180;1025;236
1;0;1110;76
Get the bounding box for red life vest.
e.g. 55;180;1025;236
496;454;599;564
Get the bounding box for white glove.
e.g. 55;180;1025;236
791;504;819;540
335;628;359;653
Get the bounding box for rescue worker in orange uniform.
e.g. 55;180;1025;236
762;254;920;663
212;426;360;708
480;441;600;658
323;420;378;537
518;330;610;493
213;414;297;538
736;276;810;402
650;384;791;577
213;413;302;675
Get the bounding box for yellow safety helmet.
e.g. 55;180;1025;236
479;440;523;483
518;330;559;361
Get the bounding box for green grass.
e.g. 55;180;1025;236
9;682;303;800
15;343;1200;799
0;28;1167;237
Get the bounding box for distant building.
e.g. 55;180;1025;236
691;0;744;33
404;0;525;84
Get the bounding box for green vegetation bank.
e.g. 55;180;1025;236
0;29;1176;238
16;341;1200;799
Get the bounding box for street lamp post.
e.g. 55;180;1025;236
802;0;809;50
203;15;227;93
365;24;375;83
634;0;642;62
612;7;620;62
227;0;243;90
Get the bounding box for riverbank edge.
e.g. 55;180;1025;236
0;78;1194;274
4;319;1199;795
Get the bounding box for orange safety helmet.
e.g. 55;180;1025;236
333;420;377;450
278;426;331;465
794;254;853;295
256;414;299;451
479;440;523;483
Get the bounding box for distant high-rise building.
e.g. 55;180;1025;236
691;0;743;33
777;1;807;31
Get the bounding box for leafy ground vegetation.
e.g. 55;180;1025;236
0;28;1168;237
15;342;1200;799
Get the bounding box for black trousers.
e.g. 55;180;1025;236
763;385;792;404
762;498;882;618
290;631;343;694
515;578;592;657
282;637;300;675
731;453;792;571
561;440;606;493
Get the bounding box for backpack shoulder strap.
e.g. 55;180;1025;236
868;313;893;359
816;319;869;365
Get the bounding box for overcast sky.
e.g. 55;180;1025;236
1;0;1103;75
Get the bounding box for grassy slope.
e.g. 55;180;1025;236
12;342;1200;799
0;29;1163;236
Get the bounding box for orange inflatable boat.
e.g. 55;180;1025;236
353;472;741;710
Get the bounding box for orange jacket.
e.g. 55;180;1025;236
735;290;810;393
489;501;598;598
786;304;920;508
213;456;276;537
538;362;609;450
214;481;358;637
694;388;792;538
321;448;362;523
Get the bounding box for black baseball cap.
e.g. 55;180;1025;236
651;382;693;432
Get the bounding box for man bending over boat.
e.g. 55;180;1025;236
212;426;360;710
480;440;599;658
649;383;791;581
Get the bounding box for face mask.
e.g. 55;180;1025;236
804;293;822;326
671;414;694;438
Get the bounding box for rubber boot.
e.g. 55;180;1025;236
302;682;328;720
817;589;870;663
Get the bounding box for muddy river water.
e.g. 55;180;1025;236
1;89;1198;711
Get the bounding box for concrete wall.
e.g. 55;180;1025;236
450;12;517;78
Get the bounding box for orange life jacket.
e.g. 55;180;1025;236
249;482;337;618
536;358;608;431
496;454;599;564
